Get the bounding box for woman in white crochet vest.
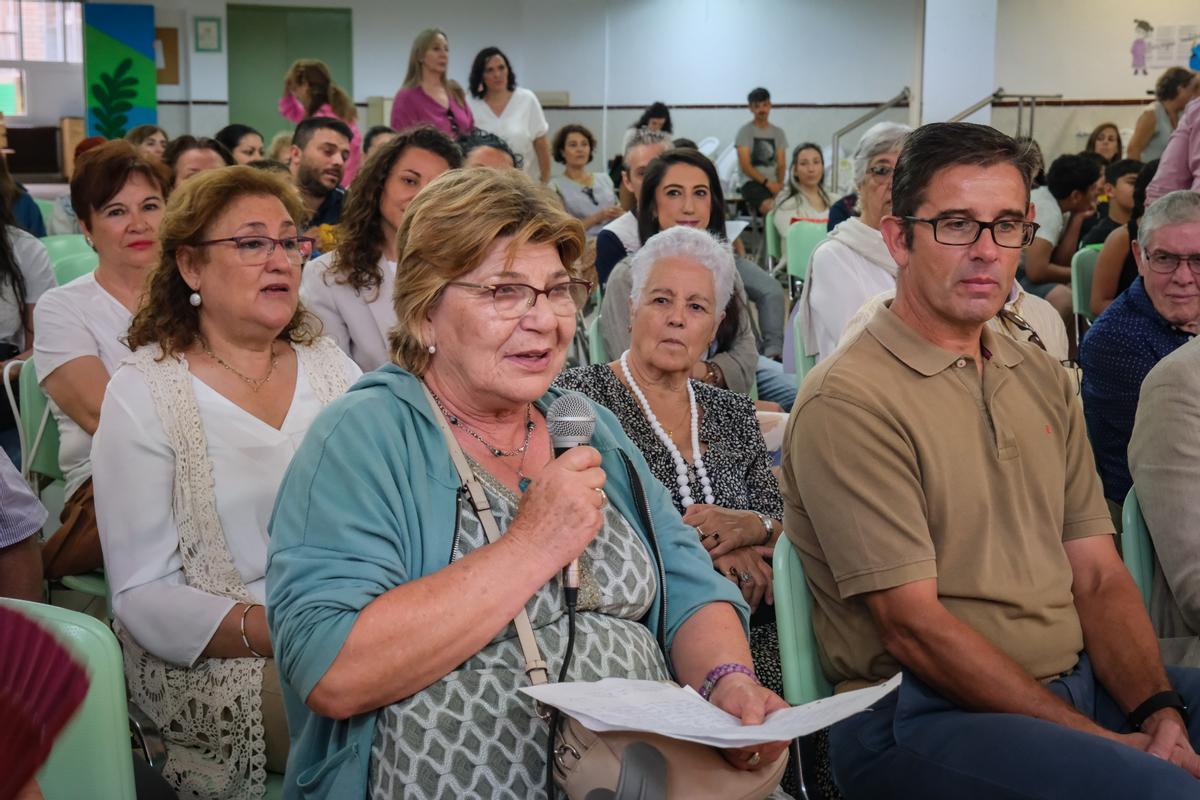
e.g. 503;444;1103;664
91;166;361;800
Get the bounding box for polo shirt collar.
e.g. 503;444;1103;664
866;304;1024;377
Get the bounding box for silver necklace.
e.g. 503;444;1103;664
428;386;534;457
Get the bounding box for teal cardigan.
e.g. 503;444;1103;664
265;366;749;799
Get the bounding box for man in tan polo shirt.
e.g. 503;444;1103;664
782;121;1200;799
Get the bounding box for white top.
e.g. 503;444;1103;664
32;272;132;499
1030;185;1066;247
92;346;361;666
0;227;55;349
801;217;898;363
301;250;397;371
603;210;641;256
468;87;549;180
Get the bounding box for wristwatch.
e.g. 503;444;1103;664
1128;690;1190;730
754;512;774;544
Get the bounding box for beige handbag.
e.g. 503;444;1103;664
423;383;788;799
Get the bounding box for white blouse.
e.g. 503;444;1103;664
32;272;133;500
468;87;549;180
92;347;361;666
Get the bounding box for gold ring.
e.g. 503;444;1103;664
595;487;607;506
747;751;761;767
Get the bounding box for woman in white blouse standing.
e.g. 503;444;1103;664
466;46;550;183
301;125;461;371
34;141;170;577
92;167;360;799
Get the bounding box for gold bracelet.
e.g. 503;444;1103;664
240;603;266;658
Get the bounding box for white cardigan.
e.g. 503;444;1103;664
301;250;397;371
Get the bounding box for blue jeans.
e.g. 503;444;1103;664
736;257;786;360
830;654;1200;799
756;356;797;411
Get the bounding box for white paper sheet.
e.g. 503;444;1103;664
520;673;900;748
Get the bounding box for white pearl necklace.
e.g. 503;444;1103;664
619;350;715;507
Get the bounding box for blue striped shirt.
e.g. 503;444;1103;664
0;453;46;548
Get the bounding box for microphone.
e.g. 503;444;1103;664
546;392;598;606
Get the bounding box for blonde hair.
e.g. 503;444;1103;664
402;28;466;106
127;166;320;357
389;168;586;374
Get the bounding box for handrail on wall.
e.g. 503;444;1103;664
829;87;910;193
947;88;1064;139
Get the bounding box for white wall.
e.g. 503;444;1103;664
921;0;995;124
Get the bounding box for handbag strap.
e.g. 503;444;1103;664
420;381;551;686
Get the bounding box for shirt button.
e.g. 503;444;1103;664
956;358;967;368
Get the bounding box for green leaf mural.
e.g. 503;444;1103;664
90;57;140;138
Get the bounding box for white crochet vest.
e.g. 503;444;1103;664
117;337;350;800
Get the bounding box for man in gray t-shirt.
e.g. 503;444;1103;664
736;86;788;215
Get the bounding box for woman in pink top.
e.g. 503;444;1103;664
389;28;474;137
279;59;362;186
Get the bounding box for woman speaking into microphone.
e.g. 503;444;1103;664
265;168;789;798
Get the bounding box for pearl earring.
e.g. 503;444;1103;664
189;292;202;307
84;236;94;249
427;344;436;354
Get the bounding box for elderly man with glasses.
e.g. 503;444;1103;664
1079;190;1200;508
782;124;1200;799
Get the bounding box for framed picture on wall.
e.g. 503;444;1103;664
194;17;222;53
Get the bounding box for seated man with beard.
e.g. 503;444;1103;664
289;116;351;237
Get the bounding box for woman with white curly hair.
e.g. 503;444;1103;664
796;121;911;364
556;225;786;696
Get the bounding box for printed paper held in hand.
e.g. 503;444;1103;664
520;673;901;748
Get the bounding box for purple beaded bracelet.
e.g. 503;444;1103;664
699;662;759;701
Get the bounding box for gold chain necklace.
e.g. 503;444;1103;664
201;339;279;392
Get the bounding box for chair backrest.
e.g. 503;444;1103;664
40;234;92;264
587;315;608;365
0;598;138;800
19;358;63;482
786;222;826;282
791;308;816;381
35;197;55;229
764;209;782;261
695;136;720;158
714;145;740;198
772;536;833;705
52;251;99;285
1071;246;1102;322
1121;487;1155;611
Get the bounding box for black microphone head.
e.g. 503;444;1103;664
547;391;597;449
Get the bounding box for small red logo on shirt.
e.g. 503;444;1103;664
1044;424;1053;435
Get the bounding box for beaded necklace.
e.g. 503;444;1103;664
619;350;714;507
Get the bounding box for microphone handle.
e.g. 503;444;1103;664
553;445;582;594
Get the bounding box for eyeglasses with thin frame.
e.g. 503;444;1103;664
1144;250;1200;277
448;279;593;319
194;235;315;266
904;216;1040;248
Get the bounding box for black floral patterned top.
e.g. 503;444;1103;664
554;364;783;519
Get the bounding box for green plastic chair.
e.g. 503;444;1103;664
791;310;816;382
35;197;55;230
0;598;143;800
773;536;833;706
1121;487;1155;611
52;250;99;285
1071;245;1102;323
785;222;827;286
587;315;608;365
40;234;92;264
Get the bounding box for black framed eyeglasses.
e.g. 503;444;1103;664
1144;250;1200;276
194;235;315;266
905;216;1039;248
448;279;593;319
996;309;1047;351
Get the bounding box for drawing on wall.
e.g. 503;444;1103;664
83;4;157;138
1137;20;1200;71
1132;19;1151;75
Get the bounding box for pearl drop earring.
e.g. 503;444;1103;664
427;344;436;354
189;292;202;307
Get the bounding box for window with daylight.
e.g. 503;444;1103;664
0;0;82;63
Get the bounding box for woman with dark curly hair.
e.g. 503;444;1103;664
467;46;550;182
91;165;360;799
300;125;462;370
550;123;621;237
